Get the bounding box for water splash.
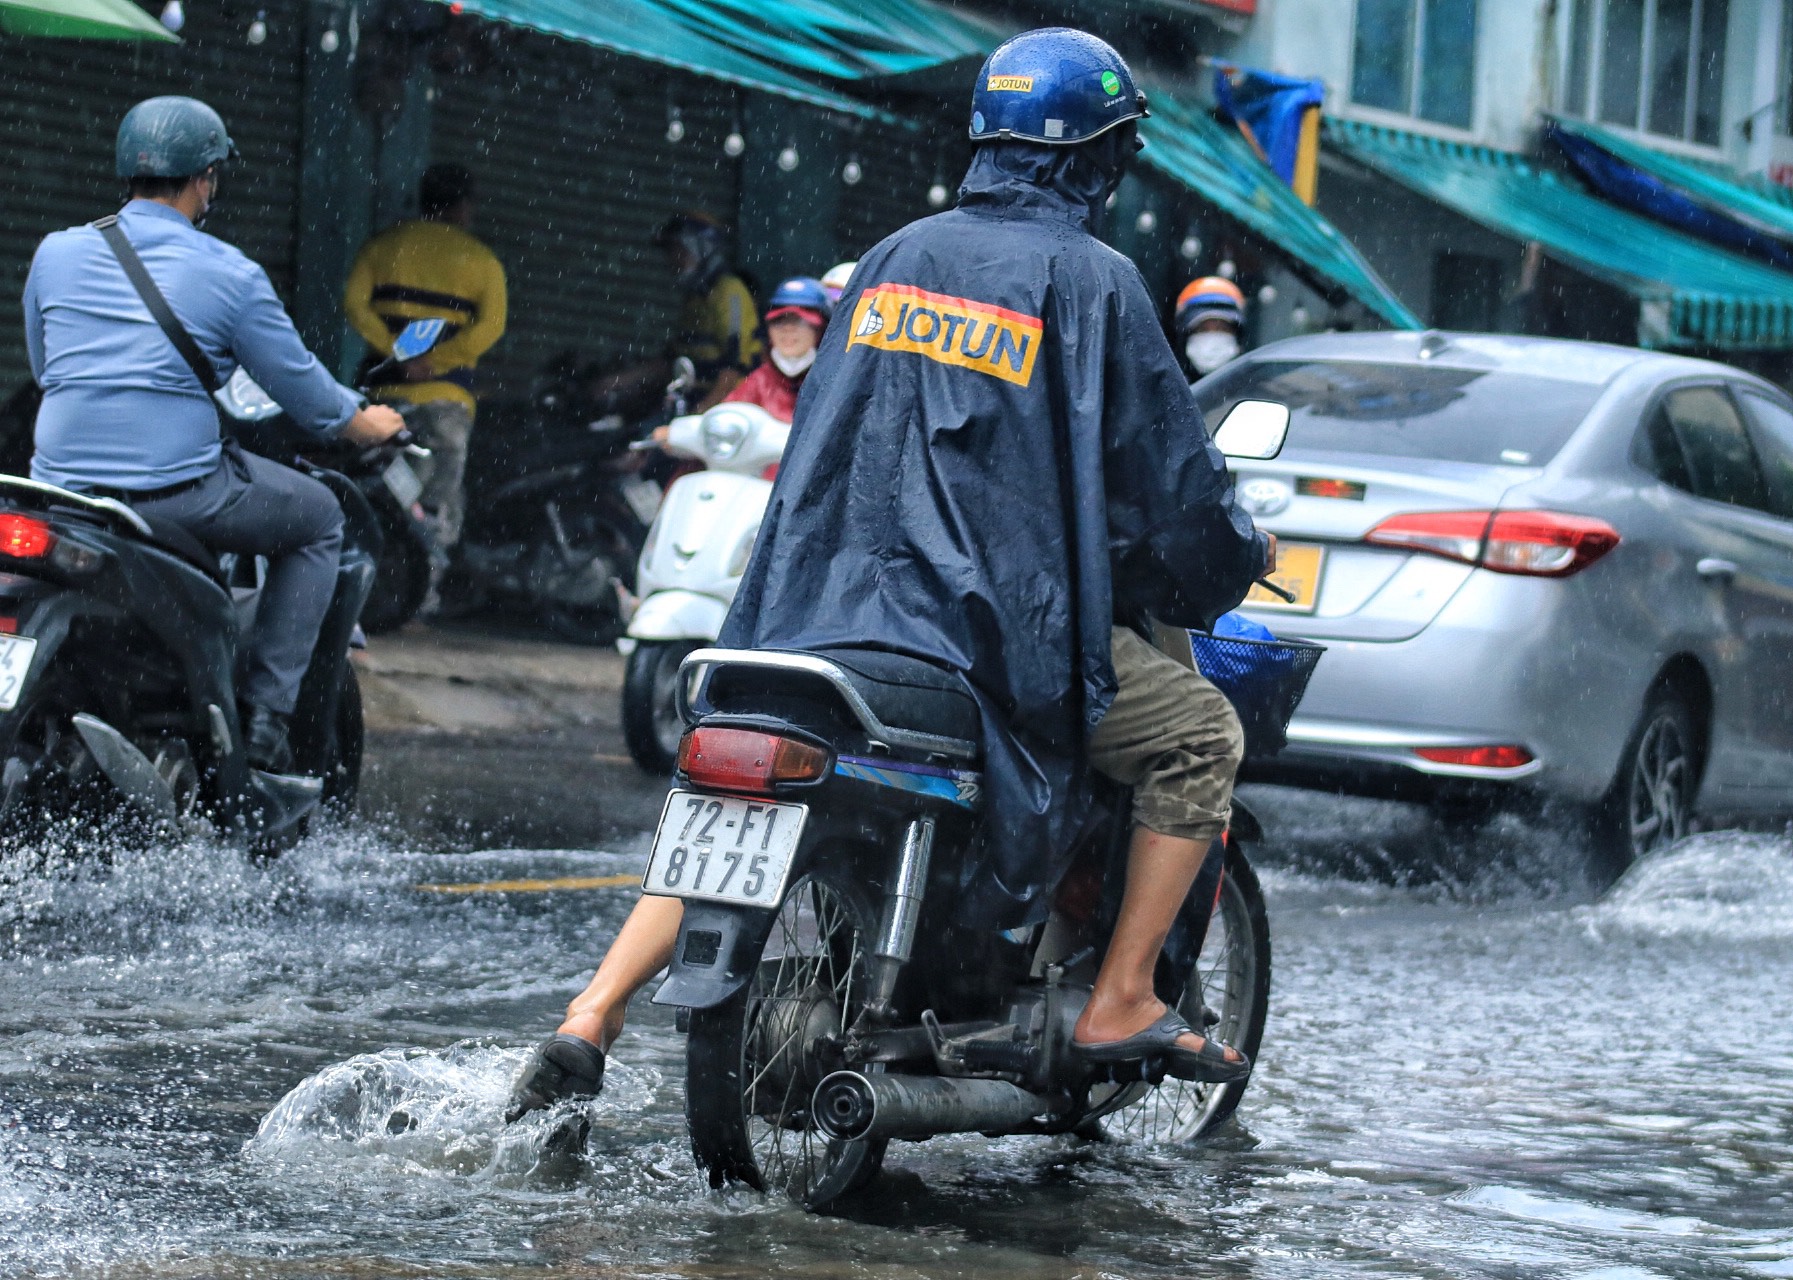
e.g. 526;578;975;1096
1588;832;1793;940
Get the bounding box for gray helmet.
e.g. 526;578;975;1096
115;96;239;180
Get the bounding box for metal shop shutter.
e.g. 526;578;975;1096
0;0;307;394
432;29;740;391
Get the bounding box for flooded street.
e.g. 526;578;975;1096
3;780;1791;1280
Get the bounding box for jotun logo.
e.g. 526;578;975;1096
986;74;1034;92
847;284;1043;387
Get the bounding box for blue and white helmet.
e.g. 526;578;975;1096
968;28;1149;146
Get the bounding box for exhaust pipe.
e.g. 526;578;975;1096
812;1071;1058;1142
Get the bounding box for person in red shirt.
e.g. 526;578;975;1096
723;275;831;422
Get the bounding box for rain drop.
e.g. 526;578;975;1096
319;27;339;52
1217;259;1238;279
159;0;184;32
723;132;746;158
1136;209;1157;233
778;144;800;172
246;12;267;44
1258;285;1277;304
665;115;685;144
1180;235;1202;260
1291;305;1310;328
842;159;863;186
927;183;950;208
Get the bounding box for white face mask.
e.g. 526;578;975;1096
771;347;817;378
1186;331;1240;375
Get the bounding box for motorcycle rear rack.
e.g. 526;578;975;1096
0;475;153;537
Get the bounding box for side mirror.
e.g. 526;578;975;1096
1212;399;1291;461
216;367;281;422
391;318;448;363
668;355;698;395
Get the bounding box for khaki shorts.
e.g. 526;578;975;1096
1088;626;1245;845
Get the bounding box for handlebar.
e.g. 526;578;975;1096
1253;576;1298;604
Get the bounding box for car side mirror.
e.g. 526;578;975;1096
1213;400;1290;460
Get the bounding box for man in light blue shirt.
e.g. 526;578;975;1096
22;96;404;771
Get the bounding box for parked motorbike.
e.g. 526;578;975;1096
637;400;1312;1209
444;361;694;646
621;400;788;772
0;322;441;849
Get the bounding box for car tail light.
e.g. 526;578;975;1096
1414;745;1534;769
1365;510;1619;577
0;513;54;560
678;726;829;793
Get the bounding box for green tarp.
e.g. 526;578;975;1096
1326;116;1793;350
433;0;893;117
1140;91;1420;329
1;0;177;41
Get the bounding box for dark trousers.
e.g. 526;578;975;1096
135;445;344;714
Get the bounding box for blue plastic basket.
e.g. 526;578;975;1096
1189;631;1325;758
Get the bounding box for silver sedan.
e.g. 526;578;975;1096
1193;331;1793;868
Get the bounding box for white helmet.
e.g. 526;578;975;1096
820;261;858;304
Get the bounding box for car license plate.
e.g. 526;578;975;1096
1246;542;1325;613
0;635;38;711
382;456;423;508
643;790;806;908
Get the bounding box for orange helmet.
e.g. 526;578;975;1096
1175;276;1245;334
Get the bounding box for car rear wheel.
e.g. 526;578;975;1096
1593;688;1698;873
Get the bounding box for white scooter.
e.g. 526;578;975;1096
620;401;789;771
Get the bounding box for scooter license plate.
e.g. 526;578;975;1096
642;790;807;908
382;457;424;508
0;635;38;711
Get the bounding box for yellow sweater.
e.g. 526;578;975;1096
344;219;507;411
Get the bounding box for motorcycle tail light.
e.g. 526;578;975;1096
0;513;54;560
1365;510;1619;577
760;463;780;482
678;727;828;793
1414;745;1534;769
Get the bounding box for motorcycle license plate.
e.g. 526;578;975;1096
643;790;806;908
0;635;37;711
382;456;424;508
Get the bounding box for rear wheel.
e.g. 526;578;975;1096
622;641;698;773
1592;688;1698;874
359;526;430;635
1092;843;1271;1142
685;871;887;1207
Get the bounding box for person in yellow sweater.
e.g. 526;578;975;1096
343;164;506;562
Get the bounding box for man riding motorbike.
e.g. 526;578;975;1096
508;29;1273;1115
22;96;404;772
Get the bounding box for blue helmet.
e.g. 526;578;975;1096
115;96;238;179
765;276;832;322
968;28;1148;146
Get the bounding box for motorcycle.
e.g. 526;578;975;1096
0;322;440;849
443;361;692;646
638;399;1312;1209
621;400;788;773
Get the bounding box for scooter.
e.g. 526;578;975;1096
0;322;438;850
620;400;789;772
640;400;1313;1210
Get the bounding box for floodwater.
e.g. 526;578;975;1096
3;786;1791;1279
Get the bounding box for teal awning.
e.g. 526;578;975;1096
1549;115;1793;246
1326;117;1793;350
651;0;994;80
431;0;895;118
1139;91;1421;329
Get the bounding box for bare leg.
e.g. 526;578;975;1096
558;894;684;1051
1071;825;1242;1061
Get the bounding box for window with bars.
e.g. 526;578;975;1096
1564;0;1729;145
1351;0;1479;129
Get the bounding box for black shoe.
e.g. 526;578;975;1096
506;1033;606;1123
243;704;294;773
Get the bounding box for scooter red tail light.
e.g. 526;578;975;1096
0;513;55;560
1413;745;1534;769
678;726;828;793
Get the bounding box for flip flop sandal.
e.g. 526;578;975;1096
505;1032;606;1123
1074;1009;1252;1085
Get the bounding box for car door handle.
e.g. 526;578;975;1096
1696;557;1740;582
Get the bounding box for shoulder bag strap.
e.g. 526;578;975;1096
92;214;221;395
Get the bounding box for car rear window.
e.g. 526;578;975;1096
1193;360;1608;467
